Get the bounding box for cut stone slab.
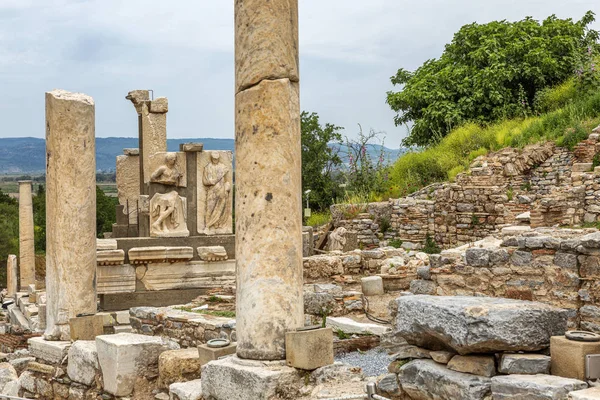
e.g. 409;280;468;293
551;336;600;381
285;327;333;370
570;387;600;399
69;314;104;341
97;249;125;266
491;374;587;399
67;341;98;386
97;264;136;294
158;348;201;389
393;295;568;354
27;337;71;364
447;355;496;377
128;247;193;264
398;359;491;400
326;317;389;336
97;239;117;251
96;333;179;397
361;276;384;296
197;343;237;366
8;304;29;330
201;356;300;400
169;379;202;400
499;353;551;375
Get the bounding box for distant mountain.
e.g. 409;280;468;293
0;137;404;174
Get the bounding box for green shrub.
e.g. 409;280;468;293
388;239;403;248
306;211;331;227
379;216;391;234
423;234;441;254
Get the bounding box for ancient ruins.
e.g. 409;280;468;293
3;2;600;400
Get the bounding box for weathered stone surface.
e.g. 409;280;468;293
491;374;587;399
169;379;202;400
398;359;491;400
393;295;568;354
377;373;403;398
285;327;333;370
197;246;228;261
116;153;140;224
570;387;600;399
197;151;234;235
447;355;496;377
67;341;99;386
70;314;104;341
235;77;303;360
465;248;490;267
327;317;389;336
97;264;136;294
96;249;125;266
410;279;437;295
96;333;179;396
135;260;235;291
197;343;237;366
430;350;455;364
97;239;117;251
28;337;70;364
158;348;201;389
129;246;194;264
303;255;344;279
391;345;431;360
18;181;35;290
361;276;384;296
201;356;300;400
6;255;17;297
0;363;18;396
45;90;97;341
303;292;335;315
498;354;551;375
551;335;600;381
235;0;299;93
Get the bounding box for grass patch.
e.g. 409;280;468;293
177;307;236;318
306;211;331;227
386;86;600;197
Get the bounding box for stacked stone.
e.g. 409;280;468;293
380;295;585;400
129;307;235;348
303;283;364;318
529;148;573;195
388;198;434;247
335;213;380;247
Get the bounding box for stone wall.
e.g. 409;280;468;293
331;127;600;250
410;228;600;331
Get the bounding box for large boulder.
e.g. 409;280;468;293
67;341;99;386
491;374;587;399
398;359;491;400
393;295;568;354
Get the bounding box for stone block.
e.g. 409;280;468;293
96;333;179;397
499;353;551;375
390;345;431;361
67;341;99;386
303;292;336;316
169;379;202;400
97;264;136;294
128;246;194;264
551;335;600;381
393;296;568;354
361;276;384;296
114;310;130;325
326;316;389;336
431;350;455;364
197;343;237;366
158;348;202;389
197;246;228;261
465;248;490;267
285;327;333;370
201;356;300;400
410;279;437;295
97;250;125;266
0;363;18;395
123;148;139;156
136;260;235;291
150;97;168;113
97;239;118;251
399;359;491;399
491;374;587;399
570;387;600;399
181;143;204;153
113;325;133;334
573;163;593;173
27;337;70;364
70;314;104;341
447;355;496;377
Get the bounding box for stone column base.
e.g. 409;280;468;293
201;356;303;400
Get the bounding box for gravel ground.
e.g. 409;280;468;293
335;347;390;377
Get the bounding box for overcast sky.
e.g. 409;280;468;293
0;1;598;148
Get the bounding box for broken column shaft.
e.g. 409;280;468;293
44;89;97;341
234;0;303;360
18;180;35;289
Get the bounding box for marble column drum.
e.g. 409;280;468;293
6;255;18;298
18;180;35;290
234;0;304;360
44;89;97;341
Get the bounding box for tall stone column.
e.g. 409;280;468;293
6;255;18;297
45;90;97;341
18;180;35;290
234;0;303;360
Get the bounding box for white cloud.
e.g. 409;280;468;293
0;0;598;148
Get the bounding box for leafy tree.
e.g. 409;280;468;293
96;186;118;238
301;111;344;211
343;126;390;196
387;11;600;146
0;189;19;281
